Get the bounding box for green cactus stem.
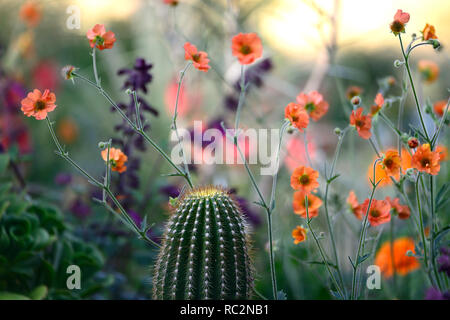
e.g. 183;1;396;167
153;186;253;300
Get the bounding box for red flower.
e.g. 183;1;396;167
296;91;329;121
350;107;372;139
386;197;410;220
370;93;384;116
21;89;56;120
284;103;309;131
183;42;210;72
390;9;410;35
86;24;116;50
231;33;263;65
360;199;391;227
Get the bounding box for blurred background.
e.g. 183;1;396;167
0;0;448;300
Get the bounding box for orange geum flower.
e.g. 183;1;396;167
163;0;179;5
360;199;391;227
183;42;210;72
284;103;309;131
422;23;438;40
390;9;410;35
290;165;319;194
375;237;420;278
293;190;322;219
20;1;41;27
101;147;128;173
401;148;412;171
350;107;372;139
433;100;448;117
418;60;439;84
292;226;307;244
86;24;116;50
412;143;441;175
436;145;448;162
382;150;401;177
21;89;56;120
296;91;329;121
386;197;410;220
231;33;263;65
347;190;362;220
346;86;363;100
370;93;384;116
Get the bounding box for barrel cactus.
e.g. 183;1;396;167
152;186;253;300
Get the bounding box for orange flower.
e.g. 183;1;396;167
231;33;263;65
57;117;79;144
296;91;329;121
350;107;372;139
382;150;401;177
433;100;448;117
290;166;319;193
86;24;116;50
163;0;179;5
422;23;438;40
21;89;57;120
347;191;362;219
101;147;128;173
418;60;439;84
183;42;210;72
375;237;420;278
436;145;448;161
386;196;410;220
412;143;441;175
293;190;322;219
360;199;391;227
390;9;410;35
284;103;309;131
370;93;384;116
292;226;307;244
20;1;41;27
346;86;363;100
401;148;412;171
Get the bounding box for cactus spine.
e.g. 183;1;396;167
153;186;253;300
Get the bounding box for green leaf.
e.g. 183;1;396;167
357;254;370;265
0;154;10;173
436;182;450;211
29;285;48;300
0;292;30;300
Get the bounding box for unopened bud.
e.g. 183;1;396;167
334;127;342;135
401;133;409;144
429;39;441;50
98;141;107;149
406;250;414;257
425;105;433;114
351;96;361;106
408;137;419;149
394;60;404;68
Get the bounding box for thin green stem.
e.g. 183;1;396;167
46;117;160;248
72;72;191;187
171;62;193;188
231;64;279;299
320;127;349;295
305;195;345;299
416;174;429;270
350;159;381;300
398;35;430;142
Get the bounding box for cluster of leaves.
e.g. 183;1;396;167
0;154;108;299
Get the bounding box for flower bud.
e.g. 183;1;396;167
394;60;404;68
61;65;77;80
98;141;107;149
351;96;361;106
408;137;419;149
405;168;416;181
401;133;409;144
406;250;414;257
429;39;441;50
334;127;342;135
425;104;433;114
